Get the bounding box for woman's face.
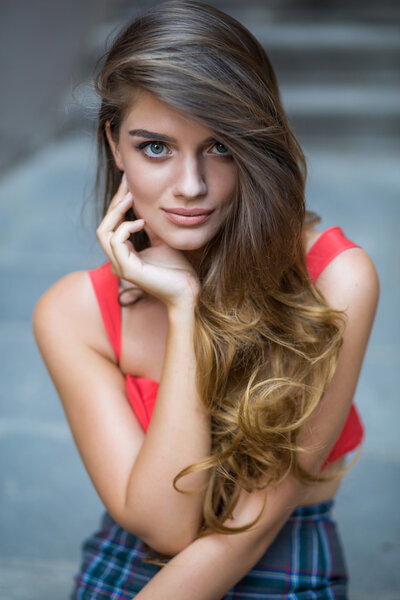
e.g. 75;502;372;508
106;90;238;253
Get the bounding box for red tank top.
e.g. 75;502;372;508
88;226;364;469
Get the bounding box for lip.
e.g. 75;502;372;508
162;207;214;216
161;208;214;226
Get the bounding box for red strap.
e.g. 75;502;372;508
322;404;364;467
305;226;364;468
306;226;359;283
88;263;121;363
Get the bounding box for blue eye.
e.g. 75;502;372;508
145;142;165;156
212;142;231;155
139;141;168;158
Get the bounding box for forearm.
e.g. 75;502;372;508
134;502;291;600
132;465;308;599
124;302;211;551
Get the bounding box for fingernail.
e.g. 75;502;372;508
122;172;126;183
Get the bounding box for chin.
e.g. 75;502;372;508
166;238;207;251
159;228;214;251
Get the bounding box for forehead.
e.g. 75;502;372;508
121;90;213;140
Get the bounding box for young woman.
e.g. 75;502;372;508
33;2;379;598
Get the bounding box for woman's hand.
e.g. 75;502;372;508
96;174;200;309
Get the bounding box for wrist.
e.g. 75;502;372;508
167;299;196;324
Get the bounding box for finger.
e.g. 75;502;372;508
105;190;133;225
110;219;145;249
109;219;145;274
107;172;129;211
96;195;134;258
97;192;133;241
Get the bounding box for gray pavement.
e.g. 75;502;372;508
0;130;399;598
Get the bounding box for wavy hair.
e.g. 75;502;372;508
93;0;343;546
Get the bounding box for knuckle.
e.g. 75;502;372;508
96;223;106;236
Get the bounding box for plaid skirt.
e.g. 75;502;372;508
71;500;348;599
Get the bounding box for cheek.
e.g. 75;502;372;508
213;166;237;206
124;163;165;212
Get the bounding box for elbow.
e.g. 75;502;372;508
141;530;196;556
115;483;202;555
137;520;198;556
117;511;198;556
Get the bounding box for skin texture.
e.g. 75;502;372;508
32;91;380;598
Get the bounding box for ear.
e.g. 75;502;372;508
105;121;124;171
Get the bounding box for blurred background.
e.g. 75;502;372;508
0;0;399;598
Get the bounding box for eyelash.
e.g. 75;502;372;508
135;141;232;160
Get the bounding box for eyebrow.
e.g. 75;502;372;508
128;128;216;145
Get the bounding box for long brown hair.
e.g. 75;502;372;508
93;0;342;544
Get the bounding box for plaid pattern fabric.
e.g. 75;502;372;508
71;501;348;599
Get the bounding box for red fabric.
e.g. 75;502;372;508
306;226;359;283
88;225;364;465
306;226;364;467
88;263;121;363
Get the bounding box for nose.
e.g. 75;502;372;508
173;155;207;199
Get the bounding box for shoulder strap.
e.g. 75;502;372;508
306;226;359;283
88;262;121;363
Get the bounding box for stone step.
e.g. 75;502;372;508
248;21;400;49
220;2;400;25
249;22;400;84
118;0;400;24
281;82;400;139
66;73;400;142
74;11;400;142
84;19;400;85
281;83;399;116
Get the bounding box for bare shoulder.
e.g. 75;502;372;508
33;271;93;333
32;270;115;362
316;245;380;317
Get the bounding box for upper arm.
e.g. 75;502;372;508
32;271;145;529
300;246;379;469
316;245;379;326
238;248;380;520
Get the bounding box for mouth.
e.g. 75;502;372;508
161;208;214;226
162;207;214;216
